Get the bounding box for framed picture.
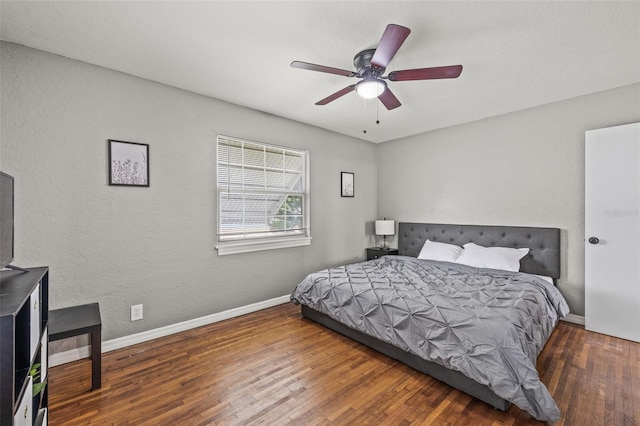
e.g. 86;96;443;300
108;139;149;186
341;172;354;197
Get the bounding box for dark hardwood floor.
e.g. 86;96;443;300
48;303;640;425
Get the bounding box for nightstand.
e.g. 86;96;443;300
367;247;399;260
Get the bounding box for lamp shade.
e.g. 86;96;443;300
375;219;395;236
356;78;386;99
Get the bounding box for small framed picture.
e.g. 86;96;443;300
108;139;149;186
341;172;354;197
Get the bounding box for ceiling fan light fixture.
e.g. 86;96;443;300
291;24;462;110
356;78;386;99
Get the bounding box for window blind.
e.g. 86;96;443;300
217;135;308;242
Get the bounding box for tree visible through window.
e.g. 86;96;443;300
216;135;309;245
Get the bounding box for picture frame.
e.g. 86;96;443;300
108;139;149;187
341;172;354;197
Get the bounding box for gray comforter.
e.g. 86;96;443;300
291;256;570;422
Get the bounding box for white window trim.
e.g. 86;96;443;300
216;236;312;256
215;135;311;256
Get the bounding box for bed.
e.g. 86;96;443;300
291;223;569;422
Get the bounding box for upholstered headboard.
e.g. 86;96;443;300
397;223;561;279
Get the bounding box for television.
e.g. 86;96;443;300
0;171;14;269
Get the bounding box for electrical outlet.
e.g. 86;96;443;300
131;304;143;321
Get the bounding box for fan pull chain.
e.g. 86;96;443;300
364;100;381;134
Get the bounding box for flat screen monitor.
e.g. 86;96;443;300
0;171;15;269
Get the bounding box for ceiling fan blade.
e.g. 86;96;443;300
387;65;463;81
291;61;356;77
370;24;411;70
316;85;356;105
378;87;401;110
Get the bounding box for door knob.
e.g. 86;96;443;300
588;237;600;245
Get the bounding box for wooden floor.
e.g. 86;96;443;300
48;303;640;425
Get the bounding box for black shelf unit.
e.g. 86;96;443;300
0;267;49;425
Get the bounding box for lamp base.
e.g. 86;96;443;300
380;235;389;250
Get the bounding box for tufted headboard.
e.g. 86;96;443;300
397;223;561;279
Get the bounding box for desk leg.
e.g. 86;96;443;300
91;327;102;390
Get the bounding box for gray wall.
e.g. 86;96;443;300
377;83;640;316
0;42;377;341
3;40;638;337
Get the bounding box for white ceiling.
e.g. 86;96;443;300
1;1;639;143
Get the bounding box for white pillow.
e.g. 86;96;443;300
417;240;463;263
533;274;554;285
454;242;529;272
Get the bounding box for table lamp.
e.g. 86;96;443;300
375;219;395;250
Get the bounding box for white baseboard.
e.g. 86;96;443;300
49;296;584;368
49;294;291;367
49;347;92;367
560;313;585;326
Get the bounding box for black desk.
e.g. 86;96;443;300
49;303;102;390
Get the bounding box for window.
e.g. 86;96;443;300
216;135;310;255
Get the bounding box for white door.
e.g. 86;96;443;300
585;122;640;342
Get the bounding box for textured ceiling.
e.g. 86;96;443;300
1;1;639;143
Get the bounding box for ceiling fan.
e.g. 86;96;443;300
291;24;463;110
